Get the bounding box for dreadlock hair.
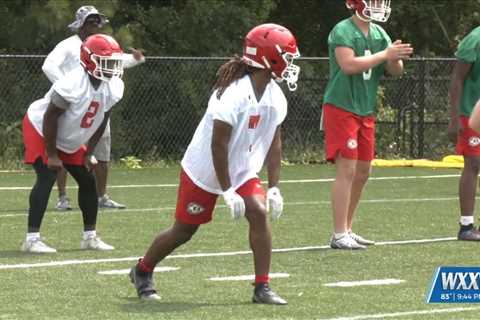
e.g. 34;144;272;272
213;55;254;99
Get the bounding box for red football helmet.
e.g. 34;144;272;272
80;34;124;82
346;0;391;23
242;23;300;91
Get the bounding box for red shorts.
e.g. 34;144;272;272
323;104;375;162
175;169;265;225
22;115;86;165
456;116;480;156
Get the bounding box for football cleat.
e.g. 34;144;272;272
252;283;287;305
129;265;161;301
21;238;57;253
458;224;480;241
55;195;72;211
330;234;366;250
80;236;115;250
349;232;375;245
98;195;126;209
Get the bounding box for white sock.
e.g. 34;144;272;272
26;232;40;242
334;232;347;239
83;230;96;240
460;216;474;226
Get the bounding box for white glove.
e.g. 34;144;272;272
222;188;245;220
266;186;283;219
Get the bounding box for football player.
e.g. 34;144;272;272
449;26;480;241
42;5;145;211
322;0;413;249
21;34;124;253
129;23;300;305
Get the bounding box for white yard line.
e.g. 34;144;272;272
319;306;480;320
0;173;461;191
0;197;466;218
0;236;456;270
323;279;405;287
98;266;178;275
208;273;289;281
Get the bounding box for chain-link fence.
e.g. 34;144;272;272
0;56;456;169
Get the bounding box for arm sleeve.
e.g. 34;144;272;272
211;91;238;127
105;77;125;111
328;26;354;49
42;44;68;83
122;53;145;69
276;90;288;126
50;90;70;110
456;32;480;63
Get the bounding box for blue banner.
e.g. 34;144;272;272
427;266;480;303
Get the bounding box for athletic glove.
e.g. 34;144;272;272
266;186;283;219
222;187;245;220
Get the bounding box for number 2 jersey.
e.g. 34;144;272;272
27;66;124;153
323;17;391;116
181;75;287;195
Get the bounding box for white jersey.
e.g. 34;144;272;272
181;75;287;194
41;34;142;139
27;66;124;153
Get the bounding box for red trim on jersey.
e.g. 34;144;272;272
22;115;86;166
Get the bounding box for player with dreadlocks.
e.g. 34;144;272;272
129;23;300;304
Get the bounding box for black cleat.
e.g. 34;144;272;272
129;265;161;301
252;283;287;305
458;224;480;241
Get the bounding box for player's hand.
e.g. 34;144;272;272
47;155;63;171
129;47;145;62
84;154;98;171
266;186;284;219
448;117;463;143
222;187;245;220
385;40;413;61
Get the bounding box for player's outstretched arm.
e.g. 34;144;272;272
336;40;413;75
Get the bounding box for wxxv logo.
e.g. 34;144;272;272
427;266;480;303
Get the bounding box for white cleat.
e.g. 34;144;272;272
330;234;366;250
98;195;126;209
21;238;57;253
55;196;72;211
349;232;375;245
80;236;115;251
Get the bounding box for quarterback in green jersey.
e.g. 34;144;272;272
448;27;480;241
323;0;413;249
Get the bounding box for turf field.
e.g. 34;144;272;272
1;164;479;320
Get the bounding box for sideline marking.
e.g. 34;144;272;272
0;174;461;191
98;266;178;275
209;273;289;281
324;279;405;287
0;237;456;270
0;197;467;218
319;306;480;320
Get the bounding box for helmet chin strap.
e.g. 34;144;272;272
356;10;372;22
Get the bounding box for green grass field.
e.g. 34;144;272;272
1;164;479;320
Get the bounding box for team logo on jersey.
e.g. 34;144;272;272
249;115;261;129
187;202;205;215
469;136;480;147
347;138;358;150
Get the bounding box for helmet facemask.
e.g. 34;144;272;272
90;52;124;82
278;46;301;91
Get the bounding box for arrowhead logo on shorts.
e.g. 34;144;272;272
187;202;205;215
347;138;358;150
469;136;480;147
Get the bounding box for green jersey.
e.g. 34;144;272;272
323;17;391;116
456;26;480;116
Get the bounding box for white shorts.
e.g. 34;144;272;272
93;135;111;162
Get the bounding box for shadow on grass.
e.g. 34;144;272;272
120;297;250;314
